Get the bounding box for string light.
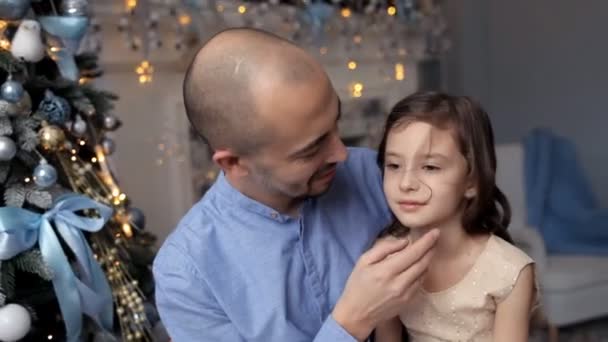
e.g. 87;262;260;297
24;177;31;183
395;63;405;81
178;14;191;26
135;60;153;84
350;82;364;98
122;223;133;238
347;60;357;70
238;5;247;14
341;8;351;18
125;0;137;11
387;6;397;16
0;38;10;50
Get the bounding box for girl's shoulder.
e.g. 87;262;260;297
478;234;536;302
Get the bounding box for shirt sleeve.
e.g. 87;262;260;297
313;315;359;342
153;243;245;342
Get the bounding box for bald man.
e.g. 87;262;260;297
153;28;438;342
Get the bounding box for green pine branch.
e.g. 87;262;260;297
12;249;53;281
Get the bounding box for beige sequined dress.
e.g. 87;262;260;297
400;234;537;341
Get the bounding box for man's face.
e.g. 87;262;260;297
242;70;348;202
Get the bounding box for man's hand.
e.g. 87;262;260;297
332;229;439;341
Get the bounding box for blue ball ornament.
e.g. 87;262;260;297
33;162;58;188
128;207;146;230
0;0;31;21
37;90;71;125
1;79;24;103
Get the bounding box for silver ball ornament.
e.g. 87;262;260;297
101;137;115;155
33;162;58;188
0;136;17;161
1;79;24;103
72;117;87;136
103;114;118;130
61;0;89;16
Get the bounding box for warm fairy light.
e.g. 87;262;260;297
135;60;153;84
119;193;127;201
24;177;31;183
122;223;133;238
79;77;91;85
112;188;120;197
350;82;363;98
91;157;97;163
71;156;77;161
387;6;397;16
0;39;10;50
125;0;137;10
50;46;61;52
353;35;362;44
237;5;247;14
341;8;351;18
79;140;86;146
97;154;105;162
347;61;357;70
395;63;405;81
71;149;77;154
0;21;7;30
178;14;191;26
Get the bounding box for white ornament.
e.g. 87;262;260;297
11;20;45;62
0;304;32;341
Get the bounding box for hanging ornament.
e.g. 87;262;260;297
61;0;89;17
11;19;45;62
0;0;31;21
71;115;87;136
101;137;115;155
0;136;17;161
38;15;89;53
127;207;146;230
38;124;66;151
0;303;32;342
37;90;71;125
0;90;31;116
33;160;57;188
103;114;118;130
0;77;24;103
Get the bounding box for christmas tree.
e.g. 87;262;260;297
0;1;159;341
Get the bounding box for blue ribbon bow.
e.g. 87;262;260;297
0;194;114;341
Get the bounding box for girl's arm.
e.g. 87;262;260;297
493;264;536;342
374;317;403;342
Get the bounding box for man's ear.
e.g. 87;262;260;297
212;149;249;177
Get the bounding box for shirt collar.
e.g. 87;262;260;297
213;172;294;223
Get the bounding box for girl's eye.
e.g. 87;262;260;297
423;165;440;172
385;163;400;170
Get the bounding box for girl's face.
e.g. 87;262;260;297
382;121;477;231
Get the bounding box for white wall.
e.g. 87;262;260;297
445;0;608;206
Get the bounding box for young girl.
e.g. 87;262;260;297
374;92;537;341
